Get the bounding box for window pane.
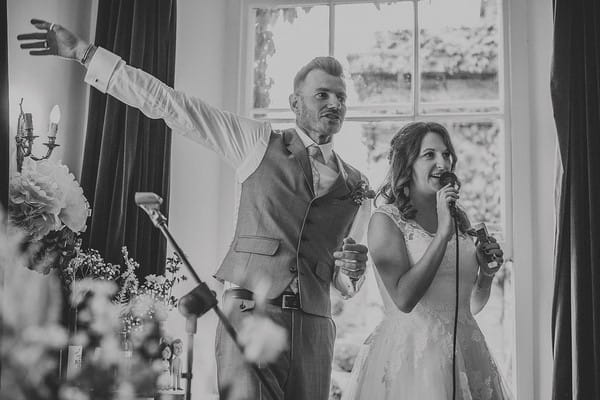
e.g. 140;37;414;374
419;0;502;114
253;6;329;109
450;120;505;240
335;2;414;117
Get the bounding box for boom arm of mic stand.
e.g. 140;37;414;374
139;202;279;400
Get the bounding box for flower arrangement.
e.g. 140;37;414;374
62;244;121;288
1;206;189;400
339;180;376;205
8;158;91;273
120;254;186;335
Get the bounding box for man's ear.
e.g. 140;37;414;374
289;93;299;113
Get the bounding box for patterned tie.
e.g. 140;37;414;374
307;144;326;195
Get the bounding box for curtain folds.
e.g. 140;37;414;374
80;0;177;276
551;0;600;399
1;0;9;212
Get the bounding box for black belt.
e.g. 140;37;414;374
226;288;300;310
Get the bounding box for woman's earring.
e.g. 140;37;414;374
403;186;410;197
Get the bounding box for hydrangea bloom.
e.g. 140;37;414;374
9;158;90;240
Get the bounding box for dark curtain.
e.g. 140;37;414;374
81;0;176;276
551;0;600;399
1;0;8;213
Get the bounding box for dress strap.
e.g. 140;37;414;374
373;204;408;233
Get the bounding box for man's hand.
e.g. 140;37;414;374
333;237;368;281
17;19;89;60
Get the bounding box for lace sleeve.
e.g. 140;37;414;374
373;204;407;233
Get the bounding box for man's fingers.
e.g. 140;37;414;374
29;50;53;56
17;32;47;40
333;251;367;262
341;265;366;274
335;260;366;275
343;237;356;245
20;41;47;49
342;243;368;253
30;18;52;29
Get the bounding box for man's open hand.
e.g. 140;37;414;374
17;19;89;60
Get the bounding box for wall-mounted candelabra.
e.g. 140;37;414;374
15;99;61;172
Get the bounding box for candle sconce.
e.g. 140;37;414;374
16;98;61;173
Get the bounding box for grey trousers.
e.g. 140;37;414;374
215;293;335;400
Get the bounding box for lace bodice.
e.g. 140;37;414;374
372;203;478;321
343;204;512;399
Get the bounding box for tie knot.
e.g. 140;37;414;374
308;145;325;164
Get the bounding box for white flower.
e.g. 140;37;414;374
9;158;90;240
238;315;288;364
36;159;90;233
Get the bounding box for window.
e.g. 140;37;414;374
239;0;514;396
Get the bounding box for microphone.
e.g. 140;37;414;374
134;192;163;208
438;171;459;217
135;192;165;227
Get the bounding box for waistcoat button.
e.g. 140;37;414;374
289;265;297;273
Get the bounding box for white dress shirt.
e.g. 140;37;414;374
84;47;370;296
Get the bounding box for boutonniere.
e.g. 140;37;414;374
340;180;376;205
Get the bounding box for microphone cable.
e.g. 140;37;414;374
451;212;460;400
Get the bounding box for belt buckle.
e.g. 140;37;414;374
281;294;299;310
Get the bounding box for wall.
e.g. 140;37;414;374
167;0;232;398
527;0;556;398
7;0;95;177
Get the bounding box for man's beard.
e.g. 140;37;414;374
297;104;342;137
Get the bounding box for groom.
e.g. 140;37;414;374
18;19;371;400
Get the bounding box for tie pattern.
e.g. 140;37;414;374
308;145;325;195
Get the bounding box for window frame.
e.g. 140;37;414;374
226;0;534;398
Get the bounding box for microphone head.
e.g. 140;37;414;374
135;192;163;207
438;171;458;187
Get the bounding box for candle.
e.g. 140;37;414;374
23;113;33;131
48;105;61;138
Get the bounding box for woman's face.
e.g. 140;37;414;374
410;131;453;196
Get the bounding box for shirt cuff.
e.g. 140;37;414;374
84;47;122;93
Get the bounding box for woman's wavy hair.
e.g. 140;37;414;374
376;122;458;220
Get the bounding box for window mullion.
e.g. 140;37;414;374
329;1;335;56
412;0;420;119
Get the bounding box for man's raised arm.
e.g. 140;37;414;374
17;19;270;168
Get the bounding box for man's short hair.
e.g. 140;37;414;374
293;57;344;92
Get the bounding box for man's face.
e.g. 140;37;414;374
290;69;347;144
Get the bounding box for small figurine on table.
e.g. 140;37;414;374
171;338;184;390
156;341;173;391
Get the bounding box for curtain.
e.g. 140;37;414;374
551;0;600;398
80;0;177;277
1;0;8;213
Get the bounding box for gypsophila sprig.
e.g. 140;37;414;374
62;244;120;289
120;253;186;334
115;246;140;305
140;254;186;310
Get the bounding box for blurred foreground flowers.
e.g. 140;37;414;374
0;208;182;400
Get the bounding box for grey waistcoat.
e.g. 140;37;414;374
214;129;362;317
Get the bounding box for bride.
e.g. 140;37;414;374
344;122;512;400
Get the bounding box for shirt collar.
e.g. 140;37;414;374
294;124;335;161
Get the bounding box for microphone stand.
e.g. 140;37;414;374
135;193;278;400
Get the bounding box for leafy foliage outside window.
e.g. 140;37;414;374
251;2;512;398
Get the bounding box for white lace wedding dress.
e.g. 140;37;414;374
343;204;512;400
